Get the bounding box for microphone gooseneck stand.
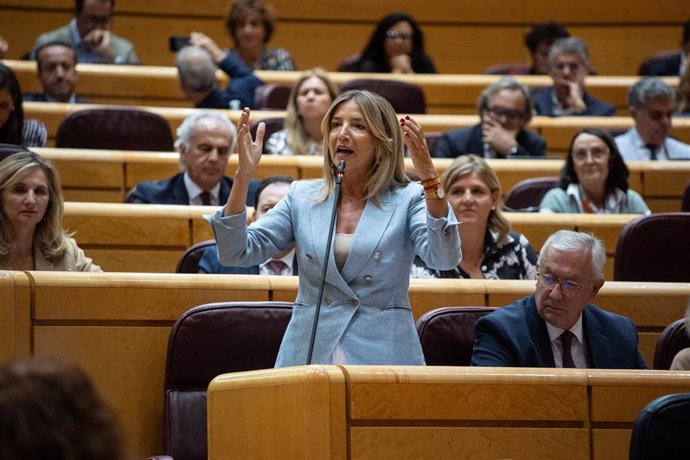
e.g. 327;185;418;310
306;160;346;365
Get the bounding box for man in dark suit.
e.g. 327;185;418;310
199;175;297;275
23;41;87;104
472;230;648;369
131;111;258;206
531;37;616;117
638;19;689;76
435;77;546;158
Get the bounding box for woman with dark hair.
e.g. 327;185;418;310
539;128;650;214
0;64;47;147
355;13;437;74
224;0;295;70
0;358;125;460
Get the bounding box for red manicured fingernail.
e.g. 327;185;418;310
405;115;410;120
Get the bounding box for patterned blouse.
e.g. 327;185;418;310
265;129;321;156
22;119;48;147
228;47;295;71
411;230;538;280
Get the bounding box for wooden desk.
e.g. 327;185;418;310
3;271;688;457
207;365;690;460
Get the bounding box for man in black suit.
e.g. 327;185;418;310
639;19;690;76
23;41;87;103
434;77;547;158
531;37;616;117
472;230;647;369
198;175;297;275
131;111;258;206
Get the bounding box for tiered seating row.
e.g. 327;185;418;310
2;271;688;457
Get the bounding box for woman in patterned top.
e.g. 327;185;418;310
224;0;295;70
265;68;339;155
412;154;538;280
0;64;47;148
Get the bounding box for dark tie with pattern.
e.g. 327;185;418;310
560;330;577;368
200;191;212;205
266;260;287;275
645;144;658;161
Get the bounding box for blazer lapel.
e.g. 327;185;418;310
339;191;397;284
525;297;556;367
582;307;610;368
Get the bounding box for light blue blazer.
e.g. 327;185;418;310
210;179;461;367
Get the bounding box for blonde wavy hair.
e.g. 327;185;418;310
317;90;409;205
284;68;339;155
0;151;70;259
441;154;511;244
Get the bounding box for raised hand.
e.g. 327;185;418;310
189;32;225;63
400;115;436;179
235;108;265;178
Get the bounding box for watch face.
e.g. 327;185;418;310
436;185;445;199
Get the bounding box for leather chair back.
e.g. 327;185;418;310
254;84;292;110
337;53;361;72
250;117;285;147
339;78;426;114
629;392;690;460
653;319;690;370
163;301;292;460
0;143;27;162
56;107;174;151
416;306;497;366
503;177;559;212
638;50;680;76
176;240;216;273
425;132;442;157
614;213;690;282
483;63;531;75
682;181;690;212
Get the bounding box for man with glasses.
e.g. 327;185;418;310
472;230;647;369
434;77;546;158
615;77;690;161
531;37;615;117
32;0;138;64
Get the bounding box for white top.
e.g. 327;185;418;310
334;233;354;272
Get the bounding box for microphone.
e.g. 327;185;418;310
306;160;345;364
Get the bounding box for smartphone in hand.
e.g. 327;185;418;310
169;35;191;52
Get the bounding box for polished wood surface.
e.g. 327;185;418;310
208;365;690;459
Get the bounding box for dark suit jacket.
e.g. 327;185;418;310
434;123;547;158
22;93;89;103
531;86;617;117
196;53;262;109
198;244;299;275
471;294;648;369
638;52;681;76
131;172;259;206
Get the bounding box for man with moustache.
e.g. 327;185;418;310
471;230;648;369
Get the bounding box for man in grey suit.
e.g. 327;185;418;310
615;77;690;161
32;0;138;64
472;230;648;369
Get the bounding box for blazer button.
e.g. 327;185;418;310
373;251;381;260
364;275;373;283
349;299;358;306
324;296;332;304
306;252;314;259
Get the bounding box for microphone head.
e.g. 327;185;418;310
337;160;346;174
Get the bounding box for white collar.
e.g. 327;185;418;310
546;314;584;346
69;18;83;44
565;183;625;214
183;172;221;206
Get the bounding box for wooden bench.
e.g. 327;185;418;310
208;365;690;460
2;0;685;74
2;270;688;457
9;60;680;114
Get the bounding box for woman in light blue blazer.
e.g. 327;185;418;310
211;90;461;366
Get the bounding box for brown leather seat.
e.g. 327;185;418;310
176;240;216;273
614;213;690;282
653;319;690;370
339;78;426;114
254;83;291;110
416;306;497;366
56;107;174;151
163;301;292;460
503;177;559;212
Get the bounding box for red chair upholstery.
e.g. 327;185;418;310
337;53;361;72
416;306;497;366
339;78;426;114
176;240;216;273
254;83;291;110
503;177;559;212
653;319;690;370
163;301;293;460
250;117;284;147
483;63;531;75
56;107;174;151
614;213;690;282
682;181;690;212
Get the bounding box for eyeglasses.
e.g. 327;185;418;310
538;273;583;296
82;14;113;26
385;30;413;41
553;62;582;72
486;106;523;122
572;147;609;162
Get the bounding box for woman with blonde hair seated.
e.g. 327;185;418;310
265;68;339;156
413;154;538;279
0;151;101;271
